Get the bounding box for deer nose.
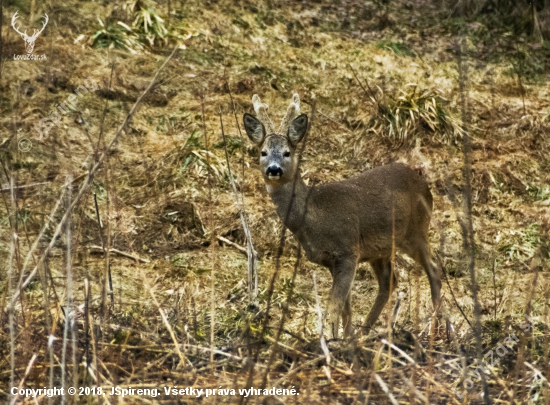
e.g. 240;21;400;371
266;165;283;177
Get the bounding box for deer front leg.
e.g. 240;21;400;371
327;256;357;339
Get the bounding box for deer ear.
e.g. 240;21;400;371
243;113;265;144
288;114;308;146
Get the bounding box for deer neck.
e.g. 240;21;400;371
266;174;309;233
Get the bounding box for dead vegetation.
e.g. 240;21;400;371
1;0;550;404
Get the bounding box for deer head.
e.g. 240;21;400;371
243;94;308;185
11;11;49;54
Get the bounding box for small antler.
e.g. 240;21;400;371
278;93;301;134
11;11;28;38
252;94;275;134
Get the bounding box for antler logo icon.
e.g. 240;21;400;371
11;11;49;54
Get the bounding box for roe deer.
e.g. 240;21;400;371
243;94;442;338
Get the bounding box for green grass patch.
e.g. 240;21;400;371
498;223;544;262
376;40;415;57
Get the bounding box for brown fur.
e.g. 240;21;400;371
243;94;442;338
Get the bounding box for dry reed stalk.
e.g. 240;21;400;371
7;45;179;309
396;369;428;403
373;373;399;405
68;179;83;392
492;259;498;320
224;71;259;303
36;255;54;405
510;258;541;403
219;109;258;303
199;91;216;369
93;193;115;305
143;269;189;369
8;176;16;403
8;353;37;405
95;62;115;161
349;64;377;106
0;0;3;83
223;69;246;192
84;277;100;387
273;355;326;388
83;276;90;377
11;181;67;304
100;132;114;321
440;173;473;333
542;277;550;394
457;23;491;403
61;176;72;405
260;245;302;390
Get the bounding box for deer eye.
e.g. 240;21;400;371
283;152;290;157
261;151;267;157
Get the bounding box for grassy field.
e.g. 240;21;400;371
1;0;550;403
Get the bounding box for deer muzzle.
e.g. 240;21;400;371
266;165;283;178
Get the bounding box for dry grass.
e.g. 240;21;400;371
365;84;464;146
1;0;550;404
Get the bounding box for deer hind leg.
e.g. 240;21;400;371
327;256;357;339
363;258;398;332
410;241;442;314
342;294;353;339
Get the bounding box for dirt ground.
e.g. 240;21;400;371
1;0;550;404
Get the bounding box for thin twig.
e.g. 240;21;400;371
456;20;491;403
144;271;190;369
8;176;16;403
492;259;498;320
7;46;179;309
349;63;377;105
88;245;150;263
441;258;474;331
93;192;114;306
8;354;38;405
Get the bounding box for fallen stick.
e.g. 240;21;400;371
89;245;150;263
217;235;256;255
0;181;50;192
0;173;86;193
